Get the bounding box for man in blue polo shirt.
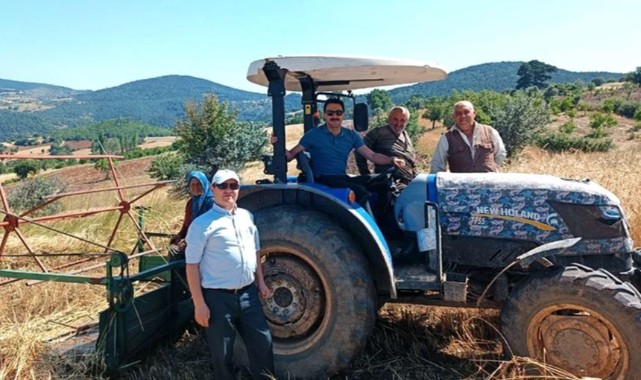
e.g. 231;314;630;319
282;98;404;215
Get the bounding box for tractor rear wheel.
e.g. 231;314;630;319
255;206;376;378
500;265;641;379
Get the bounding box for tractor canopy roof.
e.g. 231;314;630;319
247;55;448;92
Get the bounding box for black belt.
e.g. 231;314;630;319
212;282;254;294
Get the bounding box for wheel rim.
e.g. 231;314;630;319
261;246;332;355
527;303;628;378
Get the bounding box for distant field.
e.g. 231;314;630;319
1;136;178;159
140;136;177;149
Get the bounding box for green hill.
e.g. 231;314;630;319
0;62;625;140
39;75;302;129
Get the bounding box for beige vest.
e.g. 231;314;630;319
445;123;497;172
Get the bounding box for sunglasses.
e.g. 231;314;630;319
214;182;240;190
325;110;344;116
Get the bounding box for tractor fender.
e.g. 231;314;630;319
476;237;582;307
239;183;397;298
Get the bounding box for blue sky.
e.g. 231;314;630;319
1;0;639;93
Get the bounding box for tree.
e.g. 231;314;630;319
175;95;268;174
624;67;641;86
404;108;422;143
13;161;39;180
102;138;122;154
485;92;550;157
422;97;448;129
148;152;184;181
516;60;558;89
7;176;67;216
405;94;425;110
366;89;392;118
589;112;618;138
94;159;112;180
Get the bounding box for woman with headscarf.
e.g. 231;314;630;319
169;170;214;299
170;170;215;251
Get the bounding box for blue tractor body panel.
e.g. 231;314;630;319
238;183;397;297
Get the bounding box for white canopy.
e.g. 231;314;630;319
246;56;447;92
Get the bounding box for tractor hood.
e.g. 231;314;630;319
396;172;626;240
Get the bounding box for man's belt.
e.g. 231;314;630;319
213;282;255;294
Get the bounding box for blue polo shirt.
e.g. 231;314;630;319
299;124;365;176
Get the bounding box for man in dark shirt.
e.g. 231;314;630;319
356;106;416;184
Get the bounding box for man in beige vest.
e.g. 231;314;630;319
430;100;506;173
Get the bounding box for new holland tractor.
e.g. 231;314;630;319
235;56;641;379
7;56;636;379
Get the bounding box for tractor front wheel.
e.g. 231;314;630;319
501;265;641;379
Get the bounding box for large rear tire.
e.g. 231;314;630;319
500;265;641;379
255;206;376;378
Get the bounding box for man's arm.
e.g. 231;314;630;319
285;144;305;162
356;145;404;168
354;150;371;175
255;251;272;299
271;134;305;162
491;128;507;166
186;264;209;328
185;220;209;327
355;130;377;175
429;136;449;173
249;214;271;299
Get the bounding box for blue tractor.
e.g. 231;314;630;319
237;56;641;379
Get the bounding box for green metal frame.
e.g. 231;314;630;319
0;250;194;371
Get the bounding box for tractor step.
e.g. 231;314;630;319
394;264;440;290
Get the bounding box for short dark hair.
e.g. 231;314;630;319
323;98;344;112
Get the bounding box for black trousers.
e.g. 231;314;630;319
316;174;388;216
203;284;274;380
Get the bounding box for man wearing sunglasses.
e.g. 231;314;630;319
281;98;404;216
185;169;274;380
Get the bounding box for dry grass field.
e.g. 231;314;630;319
1;122;640;379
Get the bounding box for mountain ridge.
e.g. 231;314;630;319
389;61;623;102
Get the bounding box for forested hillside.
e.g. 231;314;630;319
0;62;624;140
389;62;623;103
0;75;302;140
38;75;302;130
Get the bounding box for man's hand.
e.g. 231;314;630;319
391;157;405;168
258;279;273;299
194;301;210;328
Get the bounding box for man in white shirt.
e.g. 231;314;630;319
185;169;274;380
